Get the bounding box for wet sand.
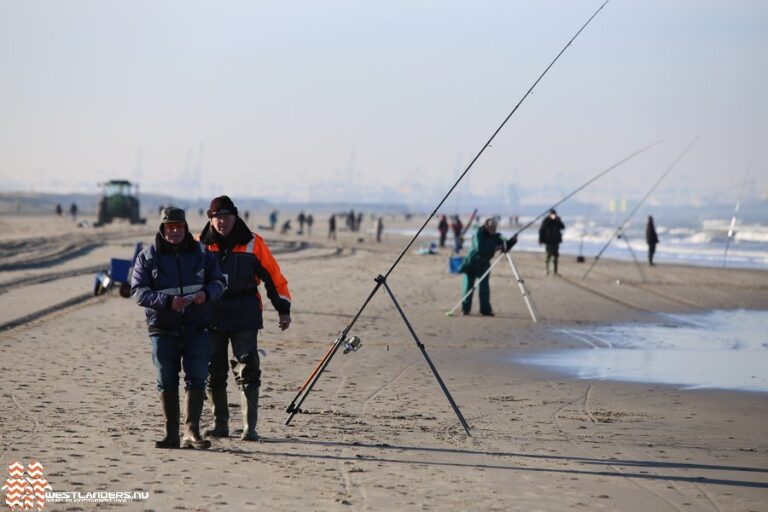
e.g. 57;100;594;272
1;213;767;511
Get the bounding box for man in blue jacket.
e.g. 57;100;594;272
131;207;226;449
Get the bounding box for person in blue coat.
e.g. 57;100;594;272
131;207;226;449
459;218;516;316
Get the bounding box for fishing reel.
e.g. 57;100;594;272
342;335;362;355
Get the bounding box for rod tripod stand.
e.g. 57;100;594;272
446;251;539;322
583;227;649;283
616;229;648;284
285;274;472;436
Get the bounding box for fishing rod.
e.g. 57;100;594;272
723;156;753;268
583;136;698;281
285;0;613;433
445;140;661;317
462;209;478;237
381;0;612;282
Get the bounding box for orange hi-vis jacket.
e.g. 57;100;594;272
204;227;291;331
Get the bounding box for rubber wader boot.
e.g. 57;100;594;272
181;389;211;449
240;388;259;441
204;388;229;438
156;391;180;449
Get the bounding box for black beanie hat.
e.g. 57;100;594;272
207;195;238;218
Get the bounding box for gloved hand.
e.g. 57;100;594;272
503;235;518;253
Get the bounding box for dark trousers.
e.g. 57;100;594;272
207;328;260;392
462;273;491;315
545;244;560;273
648;243;657;265
151;331;210;392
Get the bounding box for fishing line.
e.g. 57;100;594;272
583;136;699;280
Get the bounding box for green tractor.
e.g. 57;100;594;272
95;180;146;227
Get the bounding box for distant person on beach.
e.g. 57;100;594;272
438;215;449;248
646;215;659;266
458;218;517;316
376;217;384;242
297;211;306;235
280;220;291;234
451;215;464;253
131;207;226;450
199;195;292;441
347;210;355;231
306;213;314;236
55;204;63;217
328;214;337;240
539;209;565;275
69;203;78;222
269;210;278;230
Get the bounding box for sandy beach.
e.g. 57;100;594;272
1;213;767;511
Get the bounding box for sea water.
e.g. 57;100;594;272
389;217;768;269
515;309;768;392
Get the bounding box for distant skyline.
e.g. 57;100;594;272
1;1;766;207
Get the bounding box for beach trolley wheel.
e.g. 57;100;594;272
119;282;131;298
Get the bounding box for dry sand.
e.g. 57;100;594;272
1;213;767;511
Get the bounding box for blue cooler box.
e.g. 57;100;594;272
110;258;132;282
449;256;463;274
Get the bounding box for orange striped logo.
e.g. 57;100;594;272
2;461;51;511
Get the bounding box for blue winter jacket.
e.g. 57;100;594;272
131;233;226;334
459;226;504;277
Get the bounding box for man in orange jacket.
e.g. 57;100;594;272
199;196;292;441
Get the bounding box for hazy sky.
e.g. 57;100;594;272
1;0;766;204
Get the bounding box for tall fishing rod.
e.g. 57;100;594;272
583;136;698;281
723;156;753;268
445;140;661;317
285;0;613;431
381;0;611;282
